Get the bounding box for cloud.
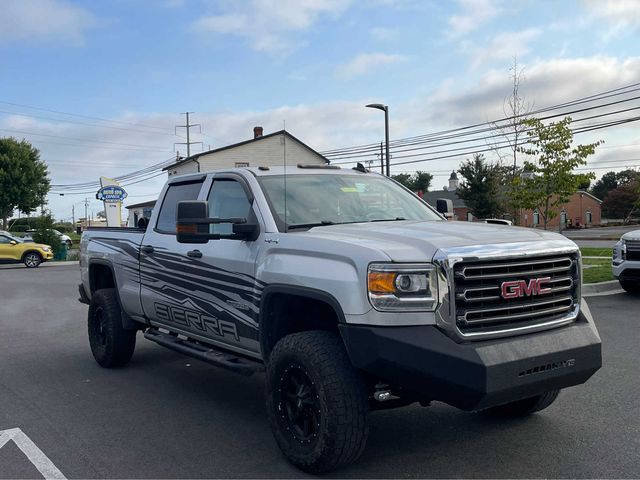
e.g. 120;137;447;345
335;52;406;79
191;0;352;55
583;0;640;38
465;28;541;69
369;27;399;42
447;0;502;37
0;0;96;45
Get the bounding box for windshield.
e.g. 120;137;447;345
259;174;442;231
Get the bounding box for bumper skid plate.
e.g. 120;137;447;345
340;305;601;411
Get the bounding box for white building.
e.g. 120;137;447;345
125;200;156;227
163;127;329;177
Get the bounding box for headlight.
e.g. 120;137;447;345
368;263;438;311
621;239;626;260
42;246;51;252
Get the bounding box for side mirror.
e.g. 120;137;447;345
176;200;259;243
435;198;454;219
10;240;17;245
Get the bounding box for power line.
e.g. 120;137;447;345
0;100;174;132
326;95;640;162
0;127;173;151
320;81;640;156
0;109;184;138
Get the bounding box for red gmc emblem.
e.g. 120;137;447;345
501;277;552;299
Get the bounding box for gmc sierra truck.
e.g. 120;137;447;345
79;165;602;473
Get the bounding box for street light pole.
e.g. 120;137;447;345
366;103;390;176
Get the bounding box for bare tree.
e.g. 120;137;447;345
487;57;534;224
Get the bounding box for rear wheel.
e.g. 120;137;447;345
484;390;560;416
619;279;640;293
23;252;42;268
266;331;369;474
88;288;136;368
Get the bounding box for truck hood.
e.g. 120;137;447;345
621;229;640;241
299;220;577;261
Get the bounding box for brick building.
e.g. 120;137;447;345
518;191;602;229
422;176;602;228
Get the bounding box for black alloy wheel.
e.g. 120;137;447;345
278;364;321;444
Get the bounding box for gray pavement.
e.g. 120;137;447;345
1;265;639;478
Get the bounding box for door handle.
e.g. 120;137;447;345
187;249;202;258
141;245;155;254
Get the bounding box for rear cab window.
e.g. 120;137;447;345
155;180;204;234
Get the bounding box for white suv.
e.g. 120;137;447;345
612;229;640;293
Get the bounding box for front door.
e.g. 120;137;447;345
141;174;262;355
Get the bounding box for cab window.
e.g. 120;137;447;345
207;179;252;236
155;180;203;233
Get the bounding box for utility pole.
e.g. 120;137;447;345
174;112;203;158
72;204;75;226
379;142;384;174
84;198;89;229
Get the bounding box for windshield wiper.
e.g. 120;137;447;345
287;220;336;231
370;217;406;222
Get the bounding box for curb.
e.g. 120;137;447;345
582;280;620;295
0;261;78;270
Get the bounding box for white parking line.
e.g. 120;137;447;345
0;428;66;479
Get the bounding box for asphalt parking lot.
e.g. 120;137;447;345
1;263;639;479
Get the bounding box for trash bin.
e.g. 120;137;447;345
54;242;68;261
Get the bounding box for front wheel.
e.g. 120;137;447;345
266;331;369;474
619;279;640;293
484;390;560;416
88;288;136;368
23;252;42;268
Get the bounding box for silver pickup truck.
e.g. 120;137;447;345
79;165;602;473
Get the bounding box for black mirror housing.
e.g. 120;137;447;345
176;200;210;244
435;198;454;218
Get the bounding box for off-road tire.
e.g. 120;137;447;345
88;288;136;368
23;252;42;268
266;331;369;474
619;279;640;294
485;390;560;416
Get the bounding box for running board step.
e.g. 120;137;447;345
144;328;264;376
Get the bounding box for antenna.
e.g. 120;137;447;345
283;120;287;232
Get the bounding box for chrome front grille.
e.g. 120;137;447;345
626;240;640;261
453;253;580;337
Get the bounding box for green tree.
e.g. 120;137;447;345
32;211;64;257
0;138;50;229
601;180;640;221
457;153;505;219
390;171;433;192
391;173;412;189
590;171;619;201
615;169;639;186
511;117;601;230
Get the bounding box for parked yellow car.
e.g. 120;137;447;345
0;231;53;268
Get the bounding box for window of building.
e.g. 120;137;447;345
155;181;204;233
560;210;567;226
207;179;252;236
586;210;592;224
235;162;250;167
533;209;539;226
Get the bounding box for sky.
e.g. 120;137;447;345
1;0;640;222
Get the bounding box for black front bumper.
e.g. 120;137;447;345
339;305;601;411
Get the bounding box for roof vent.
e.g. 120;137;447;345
253;126;263;139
